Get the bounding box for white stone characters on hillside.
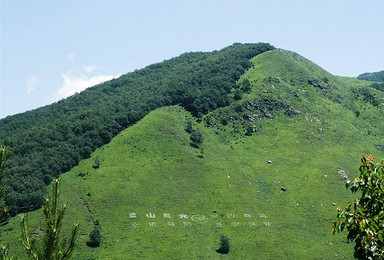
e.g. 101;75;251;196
146;213;156;218
163;213;172;218
179;213;188;219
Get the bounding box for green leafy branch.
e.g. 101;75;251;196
333;154;384;259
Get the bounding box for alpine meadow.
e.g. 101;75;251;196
1;43;384;259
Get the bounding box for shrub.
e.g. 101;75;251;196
241;79;252;93
87;221;101;248
185;121;193;134
190;129;203;148
92;157;100;169
216;234;230;254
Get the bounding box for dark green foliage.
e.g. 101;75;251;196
190;129;203;148
333;155;384;260
357;70;384;82
0;43;274;214
185;121;193;134
87;221;101;248
216;234;230;254
353;87;380;107
0;147;9;225
233;90;242;100
241;79;252;93
92;157;100;169
368;82;384;92
1;147;12;259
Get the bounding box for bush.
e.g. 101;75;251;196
216;234;230;254
241;79;252;93
233;90;242;100
92;157;100;169
185;121;193;134
190;129;203;148
87;221;101;248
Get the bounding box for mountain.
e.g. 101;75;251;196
0;43;274;214
1;45;384;259
357;70;384;82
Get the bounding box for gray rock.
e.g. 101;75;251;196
337;168;350;183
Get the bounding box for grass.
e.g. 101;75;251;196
2;49;384;259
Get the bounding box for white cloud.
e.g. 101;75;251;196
51;70;120;101
26;76;39;94
83;65;97;73
67;53;75;61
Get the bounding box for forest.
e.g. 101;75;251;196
0;43;274;215
357;70;384;82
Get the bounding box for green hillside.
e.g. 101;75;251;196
0;43;274;214
358;70;384;82
2;49;384;259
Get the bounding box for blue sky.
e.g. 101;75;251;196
1;0;383;118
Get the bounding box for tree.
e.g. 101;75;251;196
332;154;384;259
216;234;230;254
241;79;252;93
190;129;203;148
185;120;193;134
20;179;79;260
92;156;100;169
233;90;242;100
86;221;101;248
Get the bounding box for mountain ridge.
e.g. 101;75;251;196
1;45;384;259
0;43;274;214
357;70;384;82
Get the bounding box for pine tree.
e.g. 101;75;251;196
20;179;79;260
216;234;230;254
87;221;101;248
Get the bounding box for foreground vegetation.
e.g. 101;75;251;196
333;155;384;259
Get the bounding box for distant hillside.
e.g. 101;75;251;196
0;43;274;214
357;70;384;82
2;49;384;259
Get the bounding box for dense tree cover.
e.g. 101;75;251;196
0;147;11;260
357;70;384;82
369;82;384;93
0;147;9;225
0;43;274;214
333;155;384;259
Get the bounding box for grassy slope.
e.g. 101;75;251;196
2;50;384;259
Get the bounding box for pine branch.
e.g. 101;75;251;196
20;179;78;260
20;215;39;260
1;244;15;260
59;223;79;260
